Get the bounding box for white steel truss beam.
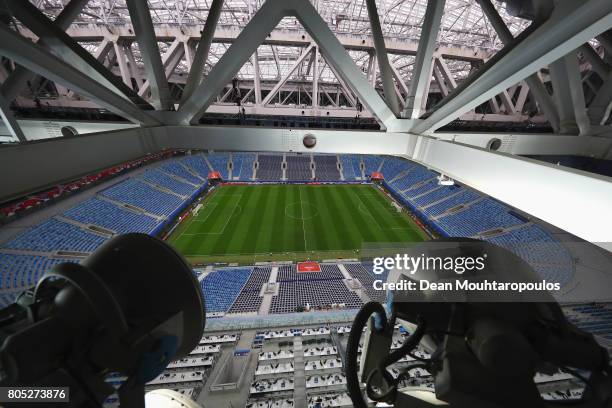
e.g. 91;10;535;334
475;0;560;131
138;39;184;97
412;0;612;135
262;44;315;106
404;0;445;119
1;0;89;101
4;0;151;109
126;0;173;110
0;24;161;126
366;0;400;116
0;91;26;142
180;0;224;105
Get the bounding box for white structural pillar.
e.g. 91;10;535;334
262;44;315;105
177;0;405;130
0;92;26;142
176;0;290;124
365;0;400;116
251;51;262;105
411;0;612;134
475;0;561;132
5;0;145;106
181;0;224;105
0;25;161;126
1;0;90;101
126;0;173;110
404;0;445;119
312;45;319;110
138;39;185;97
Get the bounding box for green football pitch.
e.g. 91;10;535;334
167;184;428;264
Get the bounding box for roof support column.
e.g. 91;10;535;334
1;0;89;101
0;91;26;142
412;0;612;134
0;24;160;125
549;54;590;134
404;0;445;119
476;0;560;131
126;0;173;110
181;0;223;105
114;41;132;88
262;44;315;105
251;51;262;105
365;0;400;116
312;45;319;110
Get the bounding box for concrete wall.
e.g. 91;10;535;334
411;136;612;250
0;119;137;141
153;126;419;156
0;127;159;201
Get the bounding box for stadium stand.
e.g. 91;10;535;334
232;153;256;180
564;304;612;341
339;155;357;180
486;225;574;286
207;153;230;179
379;158;407;180
390;166;436;193
403;179;438;198
159;162;203;185
286;155;312;181
141;169;197;196
313;155;341;180
413;185;462;207
270;279;363;314
101;179;184;216
344;263;386;303
63;198;160;234
2;218;107;253
436;198;524;236
227;267;270;314
421;190;482;217
257;155;284;180
181;154;210;178
0;152;576;316
200;268;252;313
0;254;76;290
363;155;383;177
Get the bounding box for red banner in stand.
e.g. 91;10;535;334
297;261;322;273
371;171;384;180
208;171;222;181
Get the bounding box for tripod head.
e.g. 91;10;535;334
0;233;205;407
346;239;612;408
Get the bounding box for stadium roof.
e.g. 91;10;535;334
31;0;530;83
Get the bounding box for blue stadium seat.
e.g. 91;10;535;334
286;155;312;181
160;162;203;185
101;179;184;216
232;153;256;180
141;169;198;196
437;198;523;236
63;198;159;234
363;156;383;176
257;155;283;180
3;218;107;253
200;268;252;313
313;155;341;180
181;155;210;178
339;155;357;180
207;153;230;179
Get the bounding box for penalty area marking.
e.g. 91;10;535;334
181;193;243;235
357;197;412;232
